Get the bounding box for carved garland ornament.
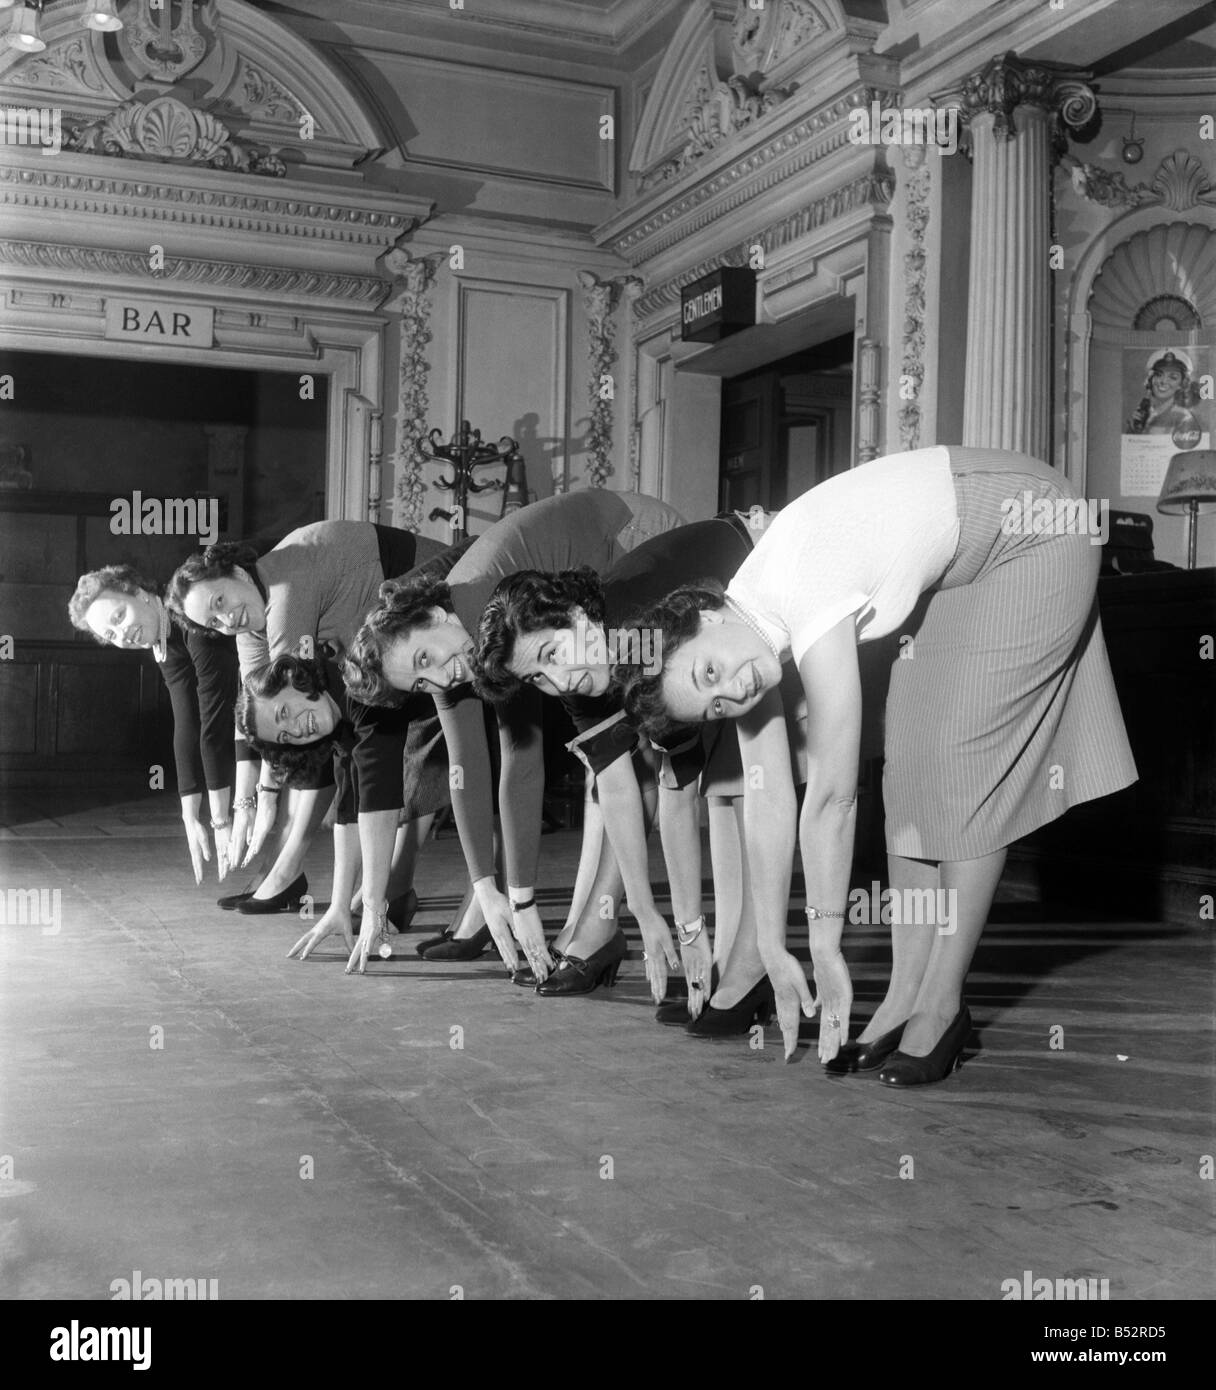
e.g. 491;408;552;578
898;149;930;452
384;249;446;531
1061;149;1216;212
65;96;286;178
579;271;643;488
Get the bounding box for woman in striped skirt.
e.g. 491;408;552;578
617;446;1137;1086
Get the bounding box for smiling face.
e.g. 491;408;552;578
660;610;783;723
507;609;610;699
380;608;474;694
1151;367;1184;400
181;568;266;636
250;687;341;745
84;588;162;650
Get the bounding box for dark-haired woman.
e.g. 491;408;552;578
166;520;448;921
69;564;244;884
617;446;1137;1084
341;489;687;992
232;650;457;961
473;509;805;1027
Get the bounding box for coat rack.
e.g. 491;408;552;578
423;421;523;540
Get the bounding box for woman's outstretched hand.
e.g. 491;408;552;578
763;948;815;1060
679;931;714;1021
472;882;522;973
288;905;354;962
182;816;211;886
808;925;853;1064
508;903;554;983
242;795;279;868
634;905;679;1006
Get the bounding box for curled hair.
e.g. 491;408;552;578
165;542;261;637
235;654;341;787
342;573;454;708
68;565;156;642
613;580;726;739
473;567;606;704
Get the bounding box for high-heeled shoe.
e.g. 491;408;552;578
387;889;419;932
535;932;626;996
685;975;773;1037
655;965;720;1026
422;924;493;961
824;1021;907;1075
217;889;255;911
878;1005;972;1087
235;873;307;914
512;947;562;987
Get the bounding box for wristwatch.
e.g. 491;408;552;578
675;914;705;946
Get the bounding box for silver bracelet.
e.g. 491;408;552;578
806;906;845;920
675;915;705;946
232;796;256;812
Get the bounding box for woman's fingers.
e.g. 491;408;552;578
286;930;311;960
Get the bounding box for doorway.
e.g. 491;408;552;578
719;332;854;512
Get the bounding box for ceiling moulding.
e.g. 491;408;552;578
602;64;900;269
628;0;892;193
306;0;687;53
0;0;386;173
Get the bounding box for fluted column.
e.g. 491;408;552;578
937;54;1096;457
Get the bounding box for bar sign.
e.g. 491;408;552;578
105;297;215;347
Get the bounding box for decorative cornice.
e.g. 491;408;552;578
611;84;901;265
66;96;286;178
0;158;424;248
0;238;387;305
631;170;894;322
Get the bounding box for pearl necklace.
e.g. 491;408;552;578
723;595;783;663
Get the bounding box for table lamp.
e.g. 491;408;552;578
1156;449;1216;570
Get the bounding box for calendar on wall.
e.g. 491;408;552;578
1120;345;1212;496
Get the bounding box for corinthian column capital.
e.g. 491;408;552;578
935;50;1097;154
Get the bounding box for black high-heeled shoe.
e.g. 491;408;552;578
235;873;307;914
422;924;493;961
217;889;255;911
512;947;562;987
685;975;773;1037
655;965;720;1026
535;932;626;996
878;1006;972;1087
387;889;419;933
825;1021;907;1075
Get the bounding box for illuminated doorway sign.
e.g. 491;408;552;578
680;267;756;343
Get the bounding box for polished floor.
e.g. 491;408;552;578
0;788;1211;1301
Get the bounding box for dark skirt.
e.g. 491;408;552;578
882;448;1137;861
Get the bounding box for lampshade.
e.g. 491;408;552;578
1157;448;1216;569
83;0;123;32
1156;449;1216;514
6;6;45;52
